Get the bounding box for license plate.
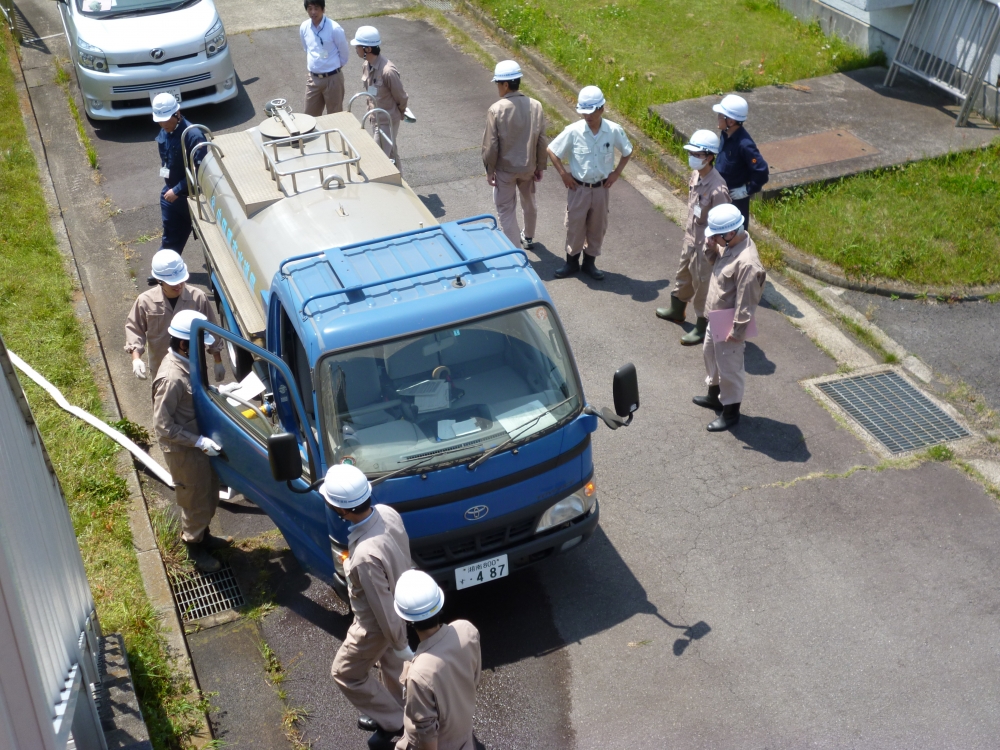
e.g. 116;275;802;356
455;554;508;590
149;87;182;106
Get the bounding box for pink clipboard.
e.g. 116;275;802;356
706;308;757;340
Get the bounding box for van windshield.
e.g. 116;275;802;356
316;305;581;477
76;0;199;18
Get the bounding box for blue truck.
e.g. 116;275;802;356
182;107;638;597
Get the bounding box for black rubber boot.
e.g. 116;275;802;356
185;541;221;573
581;253;605;280
693;385;722;411
367;726;403;750
656;295;686;323
554;253;581;278
358;716;378;732
707;402;741;432
681;317;709;346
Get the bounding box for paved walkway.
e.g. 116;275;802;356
654;67;998;196
13;2;1000;748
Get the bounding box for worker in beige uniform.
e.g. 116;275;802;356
351;26;409;168
392;570;481;750
125;249;225;384
547;86;632;281
656;130;731;346
694;204;766;432
482;60;548;250
152;310;232;572
325;464;414;750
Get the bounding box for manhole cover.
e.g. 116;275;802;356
816;371;969;454
169;564;246;621
758;129;878;174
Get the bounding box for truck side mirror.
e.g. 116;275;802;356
613;363;639;418
268;432;303;482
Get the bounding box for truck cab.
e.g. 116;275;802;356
184;106;637;596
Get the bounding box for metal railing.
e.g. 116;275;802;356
348;92;395;157
0;335;107;750
261;127;363;193
181;124;223;222
885;0;1000;126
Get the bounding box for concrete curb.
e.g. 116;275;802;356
4;29;213;748
455;0;1000;303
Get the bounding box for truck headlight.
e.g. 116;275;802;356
205;18;227;58
330;538;348;577
535;480;596;533
77;37;108;72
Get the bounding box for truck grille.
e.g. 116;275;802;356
112;72;211;93
413;517;536;567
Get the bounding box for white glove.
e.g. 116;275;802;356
195;436;222;456
393;645;415;661
214;361;226;382
132;358;147;379
218;382;240;394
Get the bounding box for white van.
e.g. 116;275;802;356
55;0;237;120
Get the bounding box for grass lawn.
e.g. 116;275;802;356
0;26;207;749
756;144;1000;287
468;0;1000;288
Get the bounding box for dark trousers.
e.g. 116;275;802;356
161;186;192;252
732;196;751;231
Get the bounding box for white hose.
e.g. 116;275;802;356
8;351;174;487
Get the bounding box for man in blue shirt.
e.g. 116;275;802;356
300;0;350;116
713;94;769;230
153;93;206;253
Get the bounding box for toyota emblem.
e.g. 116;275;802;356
150;48;164;60
464;505;488;521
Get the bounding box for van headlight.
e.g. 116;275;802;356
205;18;227;58
535;480;596;533
77;37;108;72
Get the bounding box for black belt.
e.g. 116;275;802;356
310;68;340;78
573;177;606;188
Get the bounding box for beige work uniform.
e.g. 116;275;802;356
332;505;412;731
482;91;548;246
395;620;481;750
703;234;766;405
672;168;730;318
124;285;221;384
153;351;219;542
362;55;408;167
305;72;346;117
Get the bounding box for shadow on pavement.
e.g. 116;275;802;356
745;342;776;375
732;415;810;462
529;241;671;303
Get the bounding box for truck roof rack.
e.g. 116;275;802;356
280;215;528;319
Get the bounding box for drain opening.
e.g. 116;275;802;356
169;563;246;621
817;371;969;454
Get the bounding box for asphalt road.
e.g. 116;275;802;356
14;1;1000;747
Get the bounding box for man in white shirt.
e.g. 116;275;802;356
300;0;350;116
546;85;632;281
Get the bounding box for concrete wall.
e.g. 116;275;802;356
780;0;1000;123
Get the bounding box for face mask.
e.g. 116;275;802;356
688;155;708;169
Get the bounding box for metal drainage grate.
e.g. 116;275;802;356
817;371;969;454
169;564;245;621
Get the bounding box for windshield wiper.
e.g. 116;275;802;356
467;396;576;471
370;442;480;486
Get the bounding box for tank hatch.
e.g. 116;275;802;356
258;98;317;140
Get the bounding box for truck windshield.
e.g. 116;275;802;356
316;304;581;477
76;0;199;18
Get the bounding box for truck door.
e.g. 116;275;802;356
187;320;334;582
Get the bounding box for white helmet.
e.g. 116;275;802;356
394;569;445;622
492;60;522;82
152;92;180;123
576;85;605;114
167;309;215;344
150;249;189;285
350;25;381;47
320;464;373;509
712;94;748;122
705;203;745;237
683;129;721;155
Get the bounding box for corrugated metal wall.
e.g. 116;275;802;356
0;334;106;750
